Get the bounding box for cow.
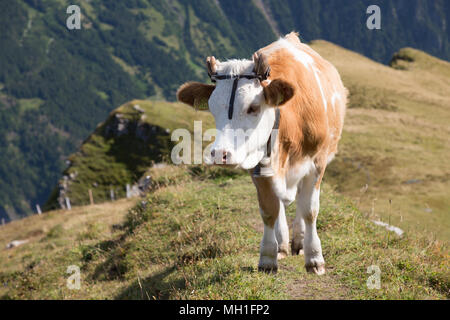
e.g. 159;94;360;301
176;32;347;275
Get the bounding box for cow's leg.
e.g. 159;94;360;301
296;169;326;275
252;176;281;272
291;194;305;255
275;200;289;259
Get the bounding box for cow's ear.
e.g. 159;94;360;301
262;79;295;107
176;82;215;110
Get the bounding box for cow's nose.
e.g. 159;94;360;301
211;149;232;164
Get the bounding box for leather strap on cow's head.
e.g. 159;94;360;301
208;72;270;120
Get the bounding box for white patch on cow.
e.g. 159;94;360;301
275;38;315;69
215;58;254;76
331;90;342;112
276;38;327;112
327;153;335;164
272;158;315;206
312;68;328;112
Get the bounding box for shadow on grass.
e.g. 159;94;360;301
115;265;182;300
115;263;234;300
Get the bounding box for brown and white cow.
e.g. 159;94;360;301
177;32;347;274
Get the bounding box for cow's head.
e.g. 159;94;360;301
177;53;295;169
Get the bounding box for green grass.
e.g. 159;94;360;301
1;165;448;299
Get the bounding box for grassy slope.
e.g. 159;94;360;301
0;166;448;299
310;41;450;241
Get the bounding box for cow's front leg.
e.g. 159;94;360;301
259;209;278;272
297;170;325;275
252;176;283;273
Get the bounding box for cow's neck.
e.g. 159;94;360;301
253;108;280;177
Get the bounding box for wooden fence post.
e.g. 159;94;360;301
1;218;5;226
89;189;94;205
126;184;131;198
110;189;115;201
65;197;72;210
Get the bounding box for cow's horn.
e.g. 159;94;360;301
206;56;217;77
253;52;271;80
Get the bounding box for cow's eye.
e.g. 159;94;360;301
247;104;261;115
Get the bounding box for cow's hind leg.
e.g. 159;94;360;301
275;201;289;259
291;192;305;255
296;170;326;275
252;176;282;273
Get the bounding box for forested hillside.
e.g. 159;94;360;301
0;0;449;221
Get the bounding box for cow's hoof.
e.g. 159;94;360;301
305;263;326;275
258;256;278;273
258;265;278;274
291;242;304;256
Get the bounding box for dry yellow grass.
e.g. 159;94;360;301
0;198;137;274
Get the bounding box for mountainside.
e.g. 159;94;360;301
1;0;449;220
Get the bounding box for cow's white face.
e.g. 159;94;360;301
176;56;295;169
206;60;276;169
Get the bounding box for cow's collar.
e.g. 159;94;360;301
253;108;280;178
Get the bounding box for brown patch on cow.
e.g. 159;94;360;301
251;174;280;228
256;33;347;178
313;152;328;189
176;82;215;110
262;79;295;106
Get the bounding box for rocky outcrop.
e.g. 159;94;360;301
104;111;169;143
52;107;171;209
